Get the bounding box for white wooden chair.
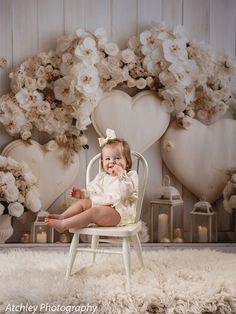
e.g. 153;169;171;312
65;151;148;290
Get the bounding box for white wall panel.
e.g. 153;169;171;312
64;0;85;33
210;0;236;57
183;0;210;42
0;0;12;95
111;0;137;47
137;0;162;33
0;0;235;241
162;0;182;28
12;0;38;67
38;0;64;52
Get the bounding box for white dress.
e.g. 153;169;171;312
84;170;138;226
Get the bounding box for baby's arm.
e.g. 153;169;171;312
117;170;139;202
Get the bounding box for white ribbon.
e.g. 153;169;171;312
98;128;117;147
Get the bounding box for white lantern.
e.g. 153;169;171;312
190;199;217;243
31;211;54;243
150;175;184;243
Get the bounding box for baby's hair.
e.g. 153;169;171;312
101;138;132;171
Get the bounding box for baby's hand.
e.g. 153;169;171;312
112;165;124;176
69;187;83;199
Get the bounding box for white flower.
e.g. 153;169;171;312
4;172;15;186
25;188;42;212
72;100;94;130
121;49;135;63
94;27;107;48
45;140;59;151
168;63;192;87
128;36;139;50
56;33;76;55
104;43;119;56
163;38;188;63
16;88;43;111
73;64;99;96
159;70;176;86
140;30;158;55
161;87;186;112
136;78;147;89
8;202;24;217
182;116;193;129
37;78;47;90
0;203;4;216
2;184;19;202
75;37;99;65
60;52;75;75
37;101;51;115
24;77;37;91
54;76;75;105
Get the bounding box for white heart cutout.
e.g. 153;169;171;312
161;119;236;203
1;140;80;211
92;90;170;152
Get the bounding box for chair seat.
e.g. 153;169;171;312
69;220;142;237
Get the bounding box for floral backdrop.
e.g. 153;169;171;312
0;23;235;163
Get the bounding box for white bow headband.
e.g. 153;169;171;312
98;128;117;147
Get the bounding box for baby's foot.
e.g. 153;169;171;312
45;219;66;233
44;214;64;222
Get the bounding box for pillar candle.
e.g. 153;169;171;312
197;225;208;243
36;231;47;243
158;213;169;242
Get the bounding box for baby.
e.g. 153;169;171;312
45;129;138;233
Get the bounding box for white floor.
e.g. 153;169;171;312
1;243;236;253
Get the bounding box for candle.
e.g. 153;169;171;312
197;225;208;243
158;213;169;242
173;227;184;243
36;231;47;243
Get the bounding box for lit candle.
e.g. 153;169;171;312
197;225;208;243
158;213;169;242
36;231;47;243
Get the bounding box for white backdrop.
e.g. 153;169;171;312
0;0;235;242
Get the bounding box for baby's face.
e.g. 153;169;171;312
102;143;127;175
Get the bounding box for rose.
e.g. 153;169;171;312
8;202;24;217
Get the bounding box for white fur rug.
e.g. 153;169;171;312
0;249;236;314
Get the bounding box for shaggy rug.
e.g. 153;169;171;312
0;249;236;314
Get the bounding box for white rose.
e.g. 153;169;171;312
37;78;47;90
21;130;31;141
0;156;8;168
0;203;5;216
4;172;15;186
121;49;135;63
104;43;119;56
136;78;147;89
182;116;193;129
25;188;41;212
45;140;59;151
24;77;37;91
37;101;51;115
3;185;19;202
8;202;24;217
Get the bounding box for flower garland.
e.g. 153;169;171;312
0;24;236;163
0;156;41;217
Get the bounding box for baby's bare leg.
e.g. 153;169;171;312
45;199;92;221
46;206;121;233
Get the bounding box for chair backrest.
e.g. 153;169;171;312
86;151;148;223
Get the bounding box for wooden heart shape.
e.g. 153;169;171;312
1;140;80;211
92;90;170;152
161;119;236;203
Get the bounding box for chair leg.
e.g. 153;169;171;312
132;233;144;268
122;237;131;292
65;233;79;280
91;235;99;264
